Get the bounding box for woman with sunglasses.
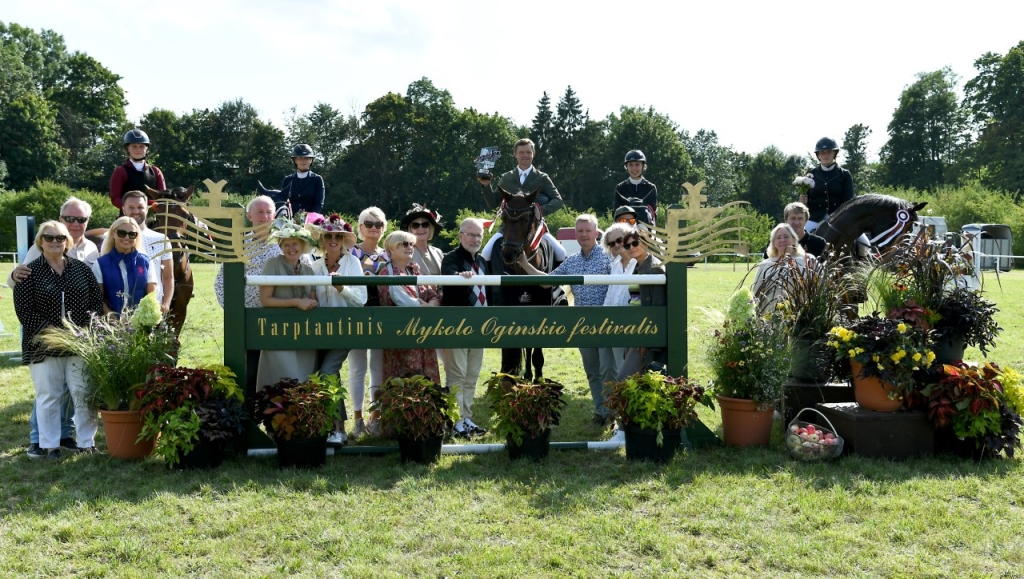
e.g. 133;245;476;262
347;207;388;438
308;215;366;447
255;219;319;391
378;231;441;385
600;222;639;376
400;204;445;278
613;229;667;382
14;221;104;458
92;216;158;316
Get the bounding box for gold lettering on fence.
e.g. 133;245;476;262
257;317;384;339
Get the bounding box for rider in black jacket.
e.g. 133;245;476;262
614;149;658;225
280;143;326;214
802;137;854;232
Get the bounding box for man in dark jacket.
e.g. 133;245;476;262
614;149;658;225
440;217;492;438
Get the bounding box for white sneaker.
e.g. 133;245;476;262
463;418;487;436
453;419;469;439
350;418;368;439
609;429;625;443
327;430;348;447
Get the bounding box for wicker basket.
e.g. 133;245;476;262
785;407;844;461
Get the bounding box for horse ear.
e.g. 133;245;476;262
257;181;269;195
184;184;195;202
912;202;927;212
498;186;510;201
145;185;161;201
527;186;541;203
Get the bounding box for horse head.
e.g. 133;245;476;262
818;194;927;256
499;186;541;268
146;185;197;239
257;180;292;219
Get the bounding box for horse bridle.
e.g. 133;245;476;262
498;200;545;268
824;206;914;253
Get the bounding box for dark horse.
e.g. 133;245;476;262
145;185;201;337
491;187;564;383
816;193;927;258
257;180;293;219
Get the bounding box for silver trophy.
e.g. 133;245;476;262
475;146;501;179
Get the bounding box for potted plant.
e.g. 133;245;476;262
36;293;177;458
371;375;459;464
706;289;791;447
768;251;856;383
866;234;997;363
605;371;712;462
922;362;1024;459
483;373;567;461
827;313;935;412
133;363;246;468
250;372;344;468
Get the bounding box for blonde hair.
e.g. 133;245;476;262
34;220;74;253
100;216;144;255
767;223;806;258
357;206;388;240
382;230;416;253
603;222;633;248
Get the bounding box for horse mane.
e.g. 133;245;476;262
825;193;910;223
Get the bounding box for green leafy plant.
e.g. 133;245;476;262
35;293;177;410
483;373;567;446
134;363;245;467
371;375;459;441
828;314;935;397
250;373;344;441
605;371;712;446
705;289;792;404
921;361;1023;458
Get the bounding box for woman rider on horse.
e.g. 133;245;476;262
800;137;854;233
279;144;326;214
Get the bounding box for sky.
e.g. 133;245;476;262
4;0;1022;161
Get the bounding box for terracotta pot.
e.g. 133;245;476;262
716;395;774;447
850;361;903;412
100;409;155;460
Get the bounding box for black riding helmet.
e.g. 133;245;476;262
814;137;840;153
291;144;314;158
623;149;647;166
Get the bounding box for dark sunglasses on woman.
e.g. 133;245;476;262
622;239;640;249
115;229;139;239
42;234;67;243
362;221;385;229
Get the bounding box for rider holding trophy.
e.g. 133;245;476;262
476;138;566;261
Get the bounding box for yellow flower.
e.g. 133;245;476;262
897;323;907;333
912;352;922;362
872;355;880;362
877;363;884;371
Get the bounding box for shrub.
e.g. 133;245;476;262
0;181;120;251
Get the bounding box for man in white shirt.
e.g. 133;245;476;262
122;190;174;313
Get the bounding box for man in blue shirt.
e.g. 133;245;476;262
517;214;617;425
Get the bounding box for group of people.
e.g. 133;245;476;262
14;129;857;456
751;137;856;312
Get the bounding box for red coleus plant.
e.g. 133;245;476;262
133;363;215;416
922;362;1003;436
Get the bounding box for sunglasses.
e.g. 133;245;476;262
362;221;385;229
115;229;139;239
409;221;431;230
617;217;637;225
42;234;67;243
399;241;415;248
623;239;640;249
607;237;624;247
322;232;347;241
61;215;89;224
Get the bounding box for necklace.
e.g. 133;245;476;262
290;261;301;275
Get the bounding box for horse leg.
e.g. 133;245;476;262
522;348;533;382
500;348;522;377
531;348;544;383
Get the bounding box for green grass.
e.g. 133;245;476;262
1;263;1023;577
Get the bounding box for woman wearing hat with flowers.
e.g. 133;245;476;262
307;214;366;446
255;218;318;389
400;204;446;278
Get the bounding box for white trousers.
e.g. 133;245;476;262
441;348;484;420
347;349;382;412
481;232;567;262
29;356;98;449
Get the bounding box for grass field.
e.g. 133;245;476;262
1;262;1023;577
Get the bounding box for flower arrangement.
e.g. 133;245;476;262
828;313;935;396
933;287;1000;355
605;371;712;446
921;362;1024;458
304;212;354;234
35;293;177;410
483;373;567;446
706;289;792;404
134;363;246;467
792;174;814;195
250;373;344;441
371;375;459;441
266;217;316;247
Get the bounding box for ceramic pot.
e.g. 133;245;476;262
623;424;682;462
716;395;774;447
100;409;155;460
397;435;443;464
932;334;967;365
276;435;327;468
507;429;551;461
850;361;903;412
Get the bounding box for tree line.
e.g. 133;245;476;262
2;21;1023;225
